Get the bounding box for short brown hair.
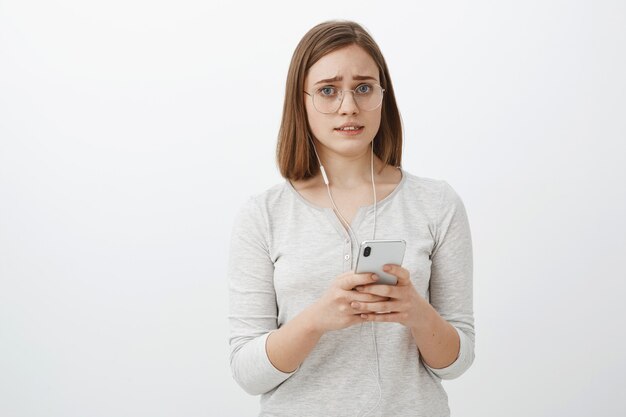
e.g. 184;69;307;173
276;20;403;181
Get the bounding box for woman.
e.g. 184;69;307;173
228;20;475;417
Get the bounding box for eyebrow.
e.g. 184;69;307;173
314;75;377;86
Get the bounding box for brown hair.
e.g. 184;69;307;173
276;20;403;181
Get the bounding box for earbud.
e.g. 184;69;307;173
320;165;330;185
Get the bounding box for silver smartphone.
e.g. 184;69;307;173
354;239;406;285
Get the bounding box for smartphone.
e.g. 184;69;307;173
354;239;406;285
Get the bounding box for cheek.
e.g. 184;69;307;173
372;110;382;126
305;107;328;134
367;111;382;134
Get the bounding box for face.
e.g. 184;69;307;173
303;44;383;159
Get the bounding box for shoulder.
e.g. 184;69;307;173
399;168;466;216
400;168;448;202
249;180;292;208
234;180;293;221
231;180;300;252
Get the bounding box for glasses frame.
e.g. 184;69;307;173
303;83;386;114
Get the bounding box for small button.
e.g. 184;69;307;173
344;254;350;260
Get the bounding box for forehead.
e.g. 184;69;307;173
305;44;378;85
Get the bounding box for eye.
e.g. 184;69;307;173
318;86;336;96
356;84;372;94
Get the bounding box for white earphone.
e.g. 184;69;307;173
308;134;382;417
309;134;378;243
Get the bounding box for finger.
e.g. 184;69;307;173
340;272;378;290
352;294;390;303
338;301;368;316
382;264;411;286
360;312;410;322
354;284;399;298
350;300;399;313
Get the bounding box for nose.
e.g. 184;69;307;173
338;90;359;115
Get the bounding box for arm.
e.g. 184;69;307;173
227;196;300;395
265;272;387;373
416;180;475;380
265;305;324;373
228;198;386;392
409;296;462;370
314;180;475;377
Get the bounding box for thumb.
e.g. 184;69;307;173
383;264;411;286
341;271;378;290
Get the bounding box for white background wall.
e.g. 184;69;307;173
1;1;625;416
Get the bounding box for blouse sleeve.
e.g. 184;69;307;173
422;180;476;380
227;196;299;395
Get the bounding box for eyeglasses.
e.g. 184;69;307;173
303;83;385;114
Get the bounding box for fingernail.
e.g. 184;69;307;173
355;286;364;291
371;274;378;281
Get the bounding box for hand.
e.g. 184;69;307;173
309;271;391;334
350;264;426;328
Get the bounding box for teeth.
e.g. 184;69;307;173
338;126;361;131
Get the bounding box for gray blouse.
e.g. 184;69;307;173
227;167;475;417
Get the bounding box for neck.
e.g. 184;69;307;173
314;141;383;189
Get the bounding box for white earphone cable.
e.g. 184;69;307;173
308;135;382;417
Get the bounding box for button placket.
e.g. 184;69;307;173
344;236;352;268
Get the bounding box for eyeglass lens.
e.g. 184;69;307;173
313;84;383;113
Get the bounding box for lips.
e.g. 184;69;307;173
334;126;364;136
334;123;364;131
334;127;363;131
